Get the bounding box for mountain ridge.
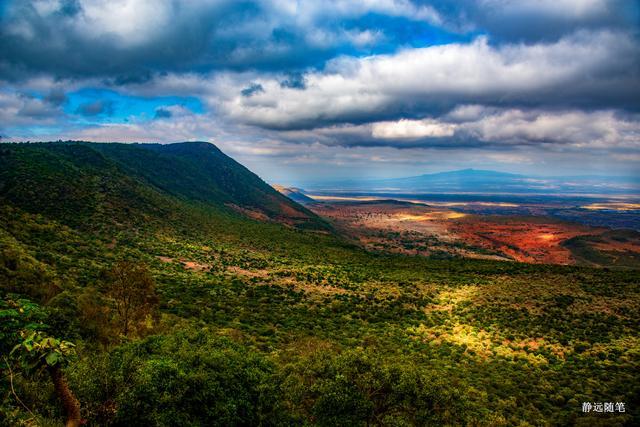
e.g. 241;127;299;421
300;168;639;195
273;185;316;204
402;168;524;179
0;141;328;231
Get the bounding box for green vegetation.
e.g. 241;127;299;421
564;229;640;269
1;142;639;426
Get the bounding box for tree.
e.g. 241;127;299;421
106;261;159;337
75;286;114;346
11;331;81;427
2;296;82;426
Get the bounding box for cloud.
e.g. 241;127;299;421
0;1;637;182
279;73;306;90
455;108;640;149
152;104;195;120
271;107;640;151
76;99;113;116
16;112;219;143
154;108;172;119
371;119;455;139
1;0;635;83
9;0;626;79
4;103;638;181
0;0;448;80
241;83;265;97
216;31;639;130
430;0;637;42
44;89;67;106
0;91;62;125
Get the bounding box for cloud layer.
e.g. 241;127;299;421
1;0;638;181
218;31;639;130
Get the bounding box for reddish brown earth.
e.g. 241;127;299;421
448;216;604;264
310;201;628;265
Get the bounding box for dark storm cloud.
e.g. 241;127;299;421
0;0;244;80
420;0;639;42
0;0;441;81
109;71;156;87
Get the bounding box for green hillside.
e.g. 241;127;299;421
0;141;326;231
1;142;639;426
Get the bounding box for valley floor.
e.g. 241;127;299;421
308;199;640;268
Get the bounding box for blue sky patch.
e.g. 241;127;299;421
64;88;204;124
341;13;476;54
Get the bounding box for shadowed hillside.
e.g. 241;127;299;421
0;141;327;231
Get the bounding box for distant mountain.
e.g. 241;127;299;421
303;169;640;195
0;141;327;231
273;185;316;204
384;169;525;189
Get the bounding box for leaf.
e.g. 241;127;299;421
10;344;21;355
45;352;60;366
0;309;19;318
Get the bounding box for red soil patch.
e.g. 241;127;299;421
448;217;604;264
311;202;615;265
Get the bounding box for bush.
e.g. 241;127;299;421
69;330;285;426
281;348;472;426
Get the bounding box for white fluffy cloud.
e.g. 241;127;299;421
265;106;640;152
216;30;638;129
457;108;639;148
0;91;61;126
372;119;455;139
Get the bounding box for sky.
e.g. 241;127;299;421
1;0;639;184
